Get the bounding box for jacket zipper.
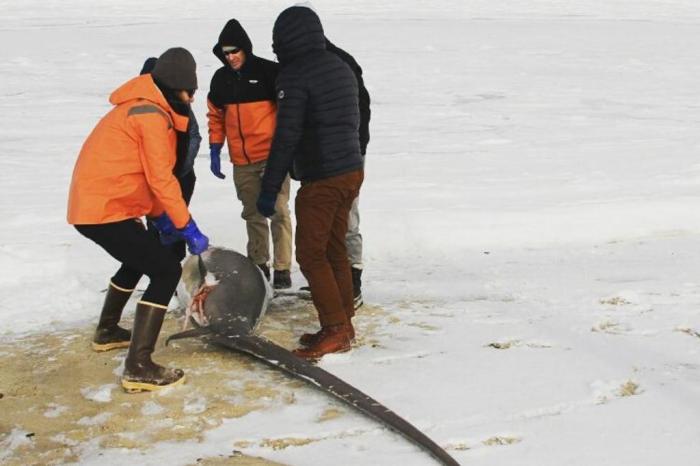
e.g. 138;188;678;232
234;72;251;164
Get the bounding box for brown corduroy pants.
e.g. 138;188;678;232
295;169;364;327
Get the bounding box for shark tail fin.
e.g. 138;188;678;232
210;334;460;466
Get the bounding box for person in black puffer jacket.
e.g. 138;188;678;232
325;37;370;311
257;6;364;359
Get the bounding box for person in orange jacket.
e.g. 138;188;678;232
67;47;209;392
207;19;293;289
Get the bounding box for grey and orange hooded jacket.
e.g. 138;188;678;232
207;19;279;166
67;74;191;228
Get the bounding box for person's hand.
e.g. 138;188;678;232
256;190;277;218
209;143;225;179
149;213;180;245
179;218;209;255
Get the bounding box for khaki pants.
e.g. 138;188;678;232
233;161;292;270
296;169;364;327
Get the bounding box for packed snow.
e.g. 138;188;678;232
2;0;700;465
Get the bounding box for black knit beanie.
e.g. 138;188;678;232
151;47;197;90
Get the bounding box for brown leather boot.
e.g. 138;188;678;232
92;283;133;352
121;302;185;393
299;320;355;347
293;324;353;359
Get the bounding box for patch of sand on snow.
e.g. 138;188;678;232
0;295;383;465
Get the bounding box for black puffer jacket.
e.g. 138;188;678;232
261;6;363;194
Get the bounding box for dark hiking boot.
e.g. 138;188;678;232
273;269;292;289
351;267;363;310
121;302;185;393
295;322;354;358
92;283;133;352
257;263;271;281
299;320;355;347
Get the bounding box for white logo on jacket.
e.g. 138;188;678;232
278;90;285;99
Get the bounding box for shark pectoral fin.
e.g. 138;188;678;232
165;327;212;346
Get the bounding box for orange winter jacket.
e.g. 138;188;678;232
207;98;276;166
67;74;191;228
206;52;279;166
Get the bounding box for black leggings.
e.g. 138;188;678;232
76;219;182;306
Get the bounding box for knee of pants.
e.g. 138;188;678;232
327;252;350;269
240;204;265;223
150;259;183;289
273;200;291;218
112;267;142;290
296;245;327;271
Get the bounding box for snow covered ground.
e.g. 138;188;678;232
2;0;700;464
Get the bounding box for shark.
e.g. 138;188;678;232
167;247;460;466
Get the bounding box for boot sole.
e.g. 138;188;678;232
299;336;356;347
92;340;130;352
353;295;363;310
121;374;186;393
293;345;352;360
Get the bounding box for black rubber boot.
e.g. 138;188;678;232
351;267;363;310
273;269;292;289
92;283;133;352
121;302;185;393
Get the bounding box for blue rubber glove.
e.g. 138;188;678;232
150;213;180;246
179;218;210;255
256;190;277;218
209;143;225;179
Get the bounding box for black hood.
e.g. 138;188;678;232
272;6;325;65
212;19;253;66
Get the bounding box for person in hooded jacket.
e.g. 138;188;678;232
325;38;371;311
67;47;209;392
257;7;364;359
207;18;293;289
141;56;202;262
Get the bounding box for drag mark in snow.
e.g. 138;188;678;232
485;339;553;349
675;326;700;340
591;378;643;404
444;441;470;451
371;351;432;364
235;428;369;452
599;296;633;306
318;407;344;422
591;318;626;334
591;319;657;337
482;435;523;447
443;434;522;452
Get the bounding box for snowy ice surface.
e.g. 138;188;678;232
79;384;117;404
2;0;700;465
